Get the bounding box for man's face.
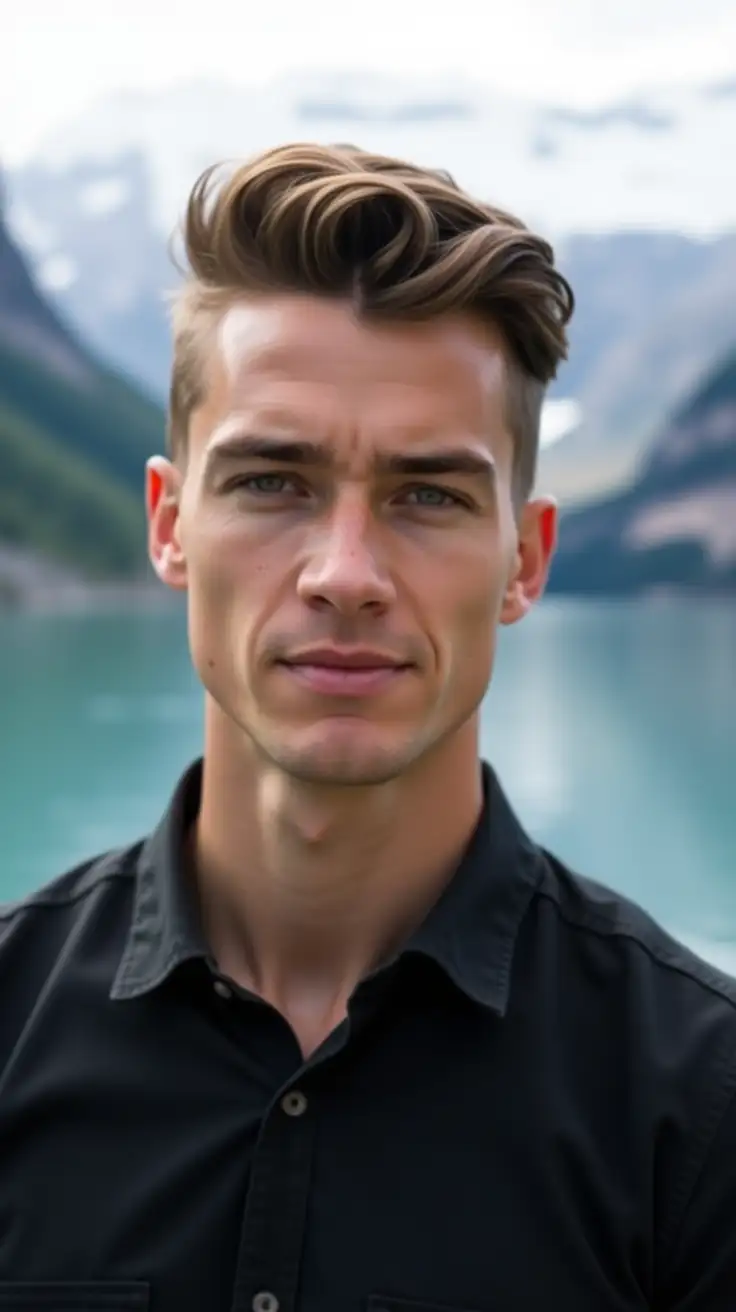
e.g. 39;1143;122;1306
148;295;556;786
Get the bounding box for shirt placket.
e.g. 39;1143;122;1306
228;1074;317;1312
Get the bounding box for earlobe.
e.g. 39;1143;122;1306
499;571;529;627
153;537;187;590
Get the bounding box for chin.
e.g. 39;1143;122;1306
256;721;426;788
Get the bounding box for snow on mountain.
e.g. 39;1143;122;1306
14;70;736;239
549;351;736;594
4;71;736;476
37;253;78;293
0;174;95;385
78;176;131;218
7;150;172;398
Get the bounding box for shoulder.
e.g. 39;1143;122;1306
1;842;140;941
0;844;141;1070
535;847;736;1005
531;848;736;1056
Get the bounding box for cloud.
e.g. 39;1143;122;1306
3;0;735;162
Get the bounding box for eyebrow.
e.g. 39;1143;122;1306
204;434;496;486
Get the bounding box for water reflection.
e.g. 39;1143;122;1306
489;601;736;943
1;600;734;970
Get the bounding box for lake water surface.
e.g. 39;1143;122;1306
1;599;734;970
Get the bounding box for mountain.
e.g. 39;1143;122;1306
10;155;736;422
3;120;734;601
6;151;174;401
11;71;736;238
554;231;736;440
535;229;736;505
5;72;736;491
0;171;97;387
0;174;165;603
548;351;736;595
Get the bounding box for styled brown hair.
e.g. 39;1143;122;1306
168;142;574;500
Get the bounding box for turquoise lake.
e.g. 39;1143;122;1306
2;599;734;972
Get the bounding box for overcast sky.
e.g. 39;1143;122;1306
3;0;736;163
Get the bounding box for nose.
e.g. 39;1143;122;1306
296;495;396;617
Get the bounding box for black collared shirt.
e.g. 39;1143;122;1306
2;759;736;1312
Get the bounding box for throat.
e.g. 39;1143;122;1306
218;951;356;1061
277;994;351;1063
192;733;485;1056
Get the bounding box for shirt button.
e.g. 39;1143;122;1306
213;979;232;1000
252;1294;279;1312
281;1090;308;1117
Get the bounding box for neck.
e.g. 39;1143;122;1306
191;707;483;1026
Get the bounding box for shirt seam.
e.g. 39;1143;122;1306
535;886;736;1010
0;861;135;925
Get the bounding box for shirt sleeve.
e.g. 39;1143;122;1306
659;1076;736;1310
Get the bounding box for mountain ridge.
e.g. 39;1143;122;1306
6;74;735;469
548;351;736;595
0;179;165;603
12;71;736;236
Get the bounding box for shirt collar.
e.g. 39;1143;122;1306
404;764;544;1013
111;758;209;1001
111;756;544;1016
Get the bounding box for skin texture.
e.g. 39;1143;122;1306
147;294;557;1056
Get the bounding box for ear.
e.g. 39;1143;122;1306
146;456;188;592
500;497;558;627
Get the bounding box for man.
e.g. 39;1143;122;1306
1;143;735;1312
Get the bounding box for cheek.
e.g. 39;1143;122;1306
188;528;289;674
427;543;510;685
187;515;266;595
455;590;497;673
438;545;508;635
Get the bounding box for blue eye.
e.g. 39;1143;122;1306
229;474;298;495
403;485;464;508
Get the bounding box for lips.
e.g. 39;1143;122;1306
276;649;412;697
283;648;409;671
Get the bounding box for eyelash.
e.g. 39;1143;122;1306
224;474;471;511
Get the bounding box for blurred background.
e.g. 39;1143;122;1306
1;1;734;965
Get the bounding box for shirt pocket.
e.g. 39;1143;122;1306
0;1284;149;1310
368;1297;483;1312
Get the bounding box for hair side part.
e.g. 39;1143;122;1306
167;142;574;501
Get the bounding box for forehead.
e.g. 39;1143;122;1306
192;294;512;459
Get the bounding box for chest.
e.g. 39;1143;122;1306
0;998;653;1312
